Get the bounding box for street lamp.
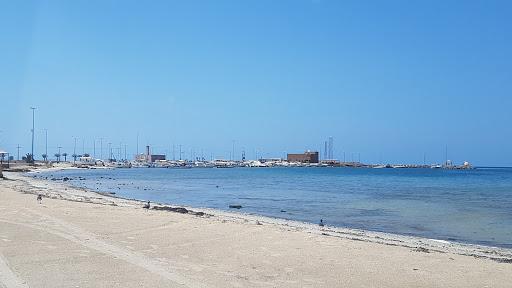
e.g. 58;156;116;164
73;137;77;164
44;129;48;162
30;107;36;163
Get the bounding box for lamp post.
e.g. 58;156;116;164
44;129;48;162
73;137;77;164
30;107;36;163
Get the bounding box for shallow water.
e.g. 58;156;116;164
40;167;512;248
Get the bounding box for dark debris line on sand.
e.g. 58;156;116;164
152;205;209;217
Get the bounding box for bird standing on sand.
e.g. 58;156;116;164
37;194;43;204
319;219;324;227
143;201;150;210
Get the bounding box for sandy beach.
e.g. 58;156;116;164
1;170;511;288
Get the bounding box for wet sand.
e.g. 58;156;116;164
0;171;511;287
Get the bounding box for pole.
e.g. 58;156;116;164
108;143;112;162
136;133;139;155
17;144;21;161
30;107;36;162
58;146;62;162
100;138;103;160
44;129;48;159
73;137;77;164
93;139;96;158
445;145;448;166
232;140;235;161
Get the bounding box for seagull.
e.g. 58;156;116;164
319;219;324;227
143;201;150;210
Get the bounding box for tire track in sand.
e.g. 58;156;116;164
1;209;208;288
0;252;29;288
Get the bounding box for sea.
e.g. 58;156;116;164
37;167;512;248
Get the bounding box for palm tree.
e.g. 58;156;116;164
0;153;4;178
42;154;48;162
54;153;61;163
72;154;78;163
62;153;68;162
25;153;33;163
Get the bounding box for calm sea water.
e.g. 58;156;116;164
39;167;512;248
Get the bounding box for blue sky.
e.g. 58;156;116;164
1;0;511;165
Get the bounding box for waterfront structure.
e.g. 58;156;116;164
135;145;166;163
287;151;319;163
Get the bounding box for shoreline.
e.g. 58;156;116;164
2;169;512;287
8;170;512;263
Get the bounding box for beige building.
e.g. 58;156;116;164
287;151;319;163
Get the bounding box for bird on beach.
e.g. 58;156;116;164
37;194;43;204
143;201;150;210
319;219;324;227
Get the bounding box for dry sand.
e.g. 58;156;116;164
0;170;511;288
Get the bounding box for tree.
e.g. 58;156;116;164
62;153;68;162
72;154;78;163
0;154;4;179
25;153;33;163
54;153;61;163
42;154;48;162
83;153;90;157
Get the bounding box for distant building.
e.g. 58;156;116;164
149;154;166;162
135;145;166;163
287;151;319;163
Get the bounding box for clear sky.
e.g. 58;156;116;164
1;0;511;165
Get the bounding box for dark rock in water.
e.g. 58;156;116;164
109;192;116;195
229;205;242;209
63;177;70;181
280;210;286;213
